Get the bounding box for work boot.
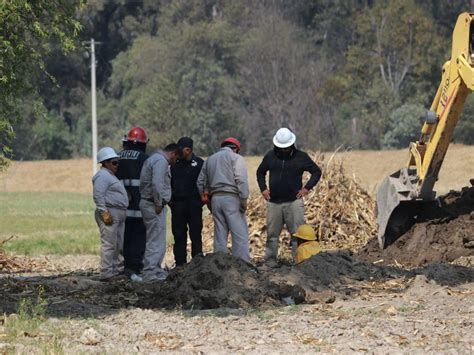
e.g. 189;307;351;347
264;258;278;268
130;273;143;282
142;270;168;283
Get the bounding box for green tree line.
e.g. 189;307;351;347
6;0;474;161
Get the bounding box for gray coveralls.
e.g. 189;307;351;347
197;147;250;261
139;151;171;282
92;168;128;279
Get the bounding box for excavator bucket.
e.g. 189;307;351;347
376;12;474;249
376;169;421;249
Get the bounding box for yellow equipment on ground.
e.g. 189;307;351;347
377;12;474;249
293;224;317;241
295;241;321;264
293;224;321;264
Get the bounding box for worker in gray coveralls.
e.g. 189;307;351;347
92;147;129;281
197;137;250;262
139;143;181;282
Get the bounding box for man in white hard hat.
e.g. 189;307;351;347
92;147;129;280
256;128;321;267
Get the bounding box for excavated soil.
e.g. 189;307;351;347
358;186;474;266
137;253;275;309
136;251;474;310
136;252;396;310
2;252;473;315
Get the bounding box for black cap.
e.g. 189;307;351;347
177;137;193;149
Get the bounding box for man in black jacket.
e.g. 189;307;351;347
170;137;204;266
256;128;321;266
116;127;149;278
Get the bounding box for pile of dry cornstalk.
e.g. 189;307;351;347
202;152;377;259
0;237;22;271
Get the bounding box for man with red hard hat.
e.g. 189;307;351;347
116;127;149;279
197;137;250;261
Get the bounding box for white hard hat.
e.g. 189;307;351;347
97;147;119;163
273;128;296;148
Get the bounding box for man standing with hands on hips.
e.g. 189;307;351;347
257;128;321;267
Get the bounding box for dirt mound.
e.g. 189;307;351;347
417;262;474;286
358;186;474;266
137;252;409;310
294;251;403;287
138;253;279;310
202;152;377;260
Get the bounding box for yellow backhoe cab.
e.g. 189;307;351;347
377;12;474;249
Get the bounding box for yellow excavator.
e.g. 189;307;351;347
377;12;474;249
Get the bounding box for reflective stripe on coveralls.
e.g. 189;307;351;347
126;209;143;218
122;179;141;187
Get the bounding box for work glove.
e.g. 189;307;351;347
240;198;248;213
100;210;113;225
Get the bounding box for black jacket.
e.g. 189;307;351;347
256;148;321;203
116;149;149;218
171;154;204;201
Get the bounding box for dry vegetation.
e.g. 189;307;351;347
202;152;377;259
2;145;473;196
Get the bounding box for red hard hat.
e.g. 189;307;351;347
221;137;241;151
123;127;149;143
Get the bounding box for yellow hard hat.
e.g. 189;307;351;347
293;224;316;241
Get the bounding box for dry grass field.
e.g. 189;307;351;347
1;144;473;196
335;144;474;195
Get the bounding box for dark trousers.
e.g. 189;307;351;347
123;217;146;274
171;199;203;266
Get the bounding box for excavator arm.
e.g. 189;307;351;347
377;12;474;248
